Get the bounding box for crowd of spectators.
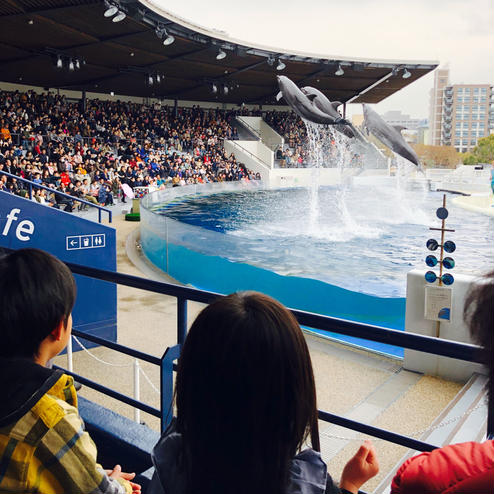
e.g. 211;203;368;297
264;111;309;167
0;90;260;211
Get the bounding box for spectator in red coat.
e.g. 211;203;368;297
391;271;494;494
60;171;71;186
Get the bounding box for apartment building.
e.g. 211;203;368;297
428;67;494;152
428;67;450;146
443;84;493;152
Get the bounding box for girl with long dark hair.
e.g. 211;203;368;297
149;292;379;494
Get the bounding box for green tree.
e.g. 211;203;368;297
413;144;459;168
462;135;494;165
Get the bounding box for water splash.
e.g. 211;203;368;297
303;120;363;236
301;119;432;239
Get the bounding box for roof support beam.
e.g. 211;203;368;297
345;71;393;104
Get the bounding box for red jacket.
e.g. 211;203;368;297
391;441;494;494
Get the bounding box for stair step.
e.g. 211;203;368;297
319;369;421;462
373;372;488;494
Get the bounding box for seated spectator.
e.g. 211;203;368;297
98;179;114;206
391;271;494;494
0;248;140;494
0;90;260;202
149;292;379;494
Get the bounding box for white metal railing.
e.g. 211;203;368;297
227;140;273;170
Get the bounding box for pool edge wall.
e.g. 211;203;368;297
140;185;406;357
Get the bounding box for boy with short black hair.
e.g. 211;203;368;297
0;248;139;494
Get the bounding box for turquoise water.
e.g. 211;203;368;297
141;185;493;357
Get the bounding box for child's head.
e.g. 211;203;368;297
0;248;76;359
464;270;493;416
176;292;319;494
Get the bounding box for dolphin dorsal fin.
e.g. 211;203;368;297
276;91;283;102
393;125;406;133
305;93;317;101
331;101;342;110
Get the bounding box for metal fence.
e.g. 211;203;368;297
56;260;490;450
0;170;112;223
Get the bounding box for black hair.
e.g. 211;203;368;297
464;271;493;419
0;248;76;358
175;292;319;494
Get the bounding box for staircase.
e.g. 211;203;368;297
224;116;283;181
373;372;488;493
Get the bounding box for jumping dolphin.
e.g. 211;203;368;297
301;86;368;142
362;104;421;168
276;76;348;126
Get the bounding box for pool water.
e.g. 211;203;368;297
142;184;493;357
154;186;493;298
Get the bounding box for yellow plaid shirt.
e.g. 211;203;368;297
0;372;131;494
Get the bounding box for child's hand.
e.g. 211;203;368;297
340;440;379;493
107;464;141;493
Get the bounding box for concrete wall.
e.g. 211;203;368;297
237;116;284;151
224;140;271;181
236;139;274;167
259;119;284;151
237;116;262;134
404;269;485;382
269;168;342;187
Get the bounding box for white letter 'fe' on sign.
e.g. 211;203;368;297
1;208;35;241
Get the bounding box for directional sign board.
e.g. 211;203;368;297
67;233;106;250
0;191;117;345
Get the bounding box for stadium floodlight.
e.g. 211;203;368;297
216;49;226;60
68;59;75;71
148;75;154;85
56;55;63;69
223;85;229;95
212;83;218;94
156;74;161;84
335;64;344;76
163;30;175;46
112;10;126;22
75;59;81;70
276;59;286;71
104;5;118;17
402;68;411;79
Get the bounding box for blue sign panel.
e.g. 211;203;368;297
0;191;117;345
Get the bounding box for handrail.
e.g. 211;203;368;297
57;260;492;447
0;170;112;223
53;365;161;418
236;117;261;137
227;140;272;170
8;132;150;148
67;261;482;363
1;244;485;453
72;329;161;366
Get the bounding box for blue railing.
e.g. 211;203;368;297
56;260;490;452
0;170;112;223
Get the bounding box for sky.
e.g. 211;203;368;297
154;0;494;120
